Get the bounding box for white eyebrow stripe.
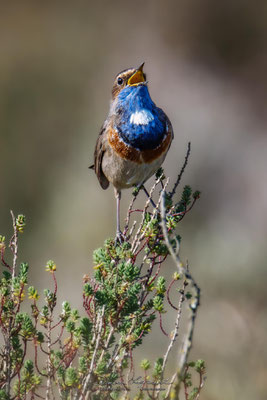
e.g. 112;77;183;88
130;110;154;125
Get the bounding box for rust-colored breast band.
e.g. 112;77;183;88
108;127;142;164
108;122;172;165
141;126;172;163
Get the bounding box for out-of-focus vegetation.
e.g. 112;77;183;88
0;1;267;399
0;181;203;400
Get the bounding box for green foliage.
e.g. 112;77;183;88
13;360;41;397
153;295;164;312
156;276;166;294
18;262;29;283
195;359;205;373
0;171;203;399
0;390;8;400
155;167;165;180
152;358;163;381
132;186;140;197
0;236;6;252
181;185;192;206
45;259;56;272
15;313;36;338
28;285;39;300
65;367;78;387
16;214;26;233
188;388;199;400
182;360;206;400
141;359;151;370
78;317;93;346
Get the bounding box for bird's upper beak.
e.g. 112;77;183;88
128;62;146;86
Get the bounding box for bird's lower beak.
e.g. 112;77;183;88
128;63;145;86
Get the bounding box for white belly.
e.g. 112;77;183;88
102;147;166;190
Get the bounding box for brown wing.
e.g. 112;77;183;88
91;125;109;190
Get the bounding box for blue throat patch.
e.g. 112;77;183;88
114;84;167;151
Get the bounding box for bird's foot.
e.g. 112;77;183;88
115;230;126;246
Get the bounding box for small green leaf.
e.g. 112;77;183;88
141;359;151;370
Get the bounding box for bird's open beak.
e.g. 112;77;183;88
128;62;146;86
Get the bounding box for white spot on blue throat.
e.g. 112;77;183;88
129;109;154;126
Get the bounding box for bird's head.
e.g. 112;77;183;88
111;63;146;99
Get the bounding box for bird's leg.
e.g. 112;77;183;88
141;185;157;208
114;188;124;244
116;189;121;236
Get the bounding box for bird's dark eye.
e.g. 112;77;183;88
117;77;123;85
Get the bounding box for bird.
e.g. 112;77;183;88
90;63;173;243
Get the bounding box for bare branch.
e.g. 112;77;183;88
160;191;201;400
169;142;191;199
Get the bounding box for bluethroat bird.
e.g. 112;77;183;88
90;63;173;242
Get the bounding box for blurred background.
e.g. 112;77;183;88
0;0;267;398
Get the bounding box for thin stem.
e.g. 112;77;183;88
4;211;19;398
10;210;18;281
161;191;200;400
142;185;157;208
45;319;52;400
162;281;186;372
169;142;191;199
80;306;105;400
